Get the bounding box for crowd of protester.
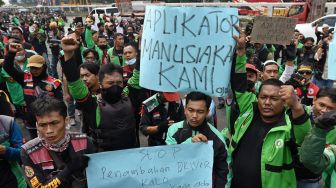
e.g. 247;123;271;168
0;8;336;188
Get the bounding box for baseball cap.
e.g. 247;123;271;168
49;22;58;29
298;65;312;72
322;24;329;28
10;26;23;34
162;92;180;102
27;55;45;68
246;63;258;73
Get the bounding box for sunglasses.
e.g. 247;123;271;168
298;71;312;75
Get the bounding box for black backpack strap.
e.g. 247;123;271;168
48;151;66;171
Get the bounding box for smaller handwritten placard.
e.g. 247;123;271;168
251;16;296;45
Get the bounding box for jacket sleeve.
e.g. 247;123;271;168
127;69;141;89
291;107;312;145
53;83;63;101
213;143;229;188
3;52;24;86
86;137;97;154
139;106;153;136
299;127;330;174
279;64;295;83
231;54;257;114
60;54;96;113
4;121;23;161
85;27;95;49
165;124;193;145
20;149;73;188
165;126;177;145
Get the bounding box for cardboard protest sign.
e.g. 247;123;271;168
86;142;214;188
250;16;296;45
140;6;239;97
328;23;336;80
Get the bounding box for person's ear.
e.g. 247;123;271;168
313;96;317;105
64;116;70;126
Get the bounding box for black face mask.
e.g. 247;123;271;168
304;46;312;51
101;85;123;104
99;45;107;50
246;80;256;92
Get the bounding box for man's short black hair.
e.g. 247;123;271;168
98;63;123;82
262;61;279;71
316;88;336;103
83;48;99;60
298;61;313;69
98;35;107;40
79;63;100;75
113;33;124;39
97;22;103;28
304;37;315;44
31;96;67;117
8;35;21;43
124;43;138;53
259;78;284;93
185;92;212;109
127;25;134;31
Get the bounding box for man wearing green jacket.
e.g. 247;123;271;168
229;28;311;188
306;88;336;144
0;45;29;118
60;35;137;151
94;35;111;65
300;109;336;188
107;33;125;66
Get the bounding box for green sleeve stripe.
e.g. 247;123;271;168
166;121;184;145
68;79;89;100
123;87;129;97
96;105;101;128
208;123;225;143
208;123;232;188
181;138;192;144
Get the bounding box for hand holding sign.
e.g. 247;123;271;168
233;25;246;56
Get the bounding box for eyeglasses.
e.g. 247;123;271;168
298;71;312;75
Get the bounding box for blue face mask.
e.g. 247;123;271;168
125;58;136;65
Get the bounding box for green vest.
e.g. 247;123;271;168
107;47;125;66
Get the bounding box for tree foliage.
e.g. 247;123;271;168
0;0;5;7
